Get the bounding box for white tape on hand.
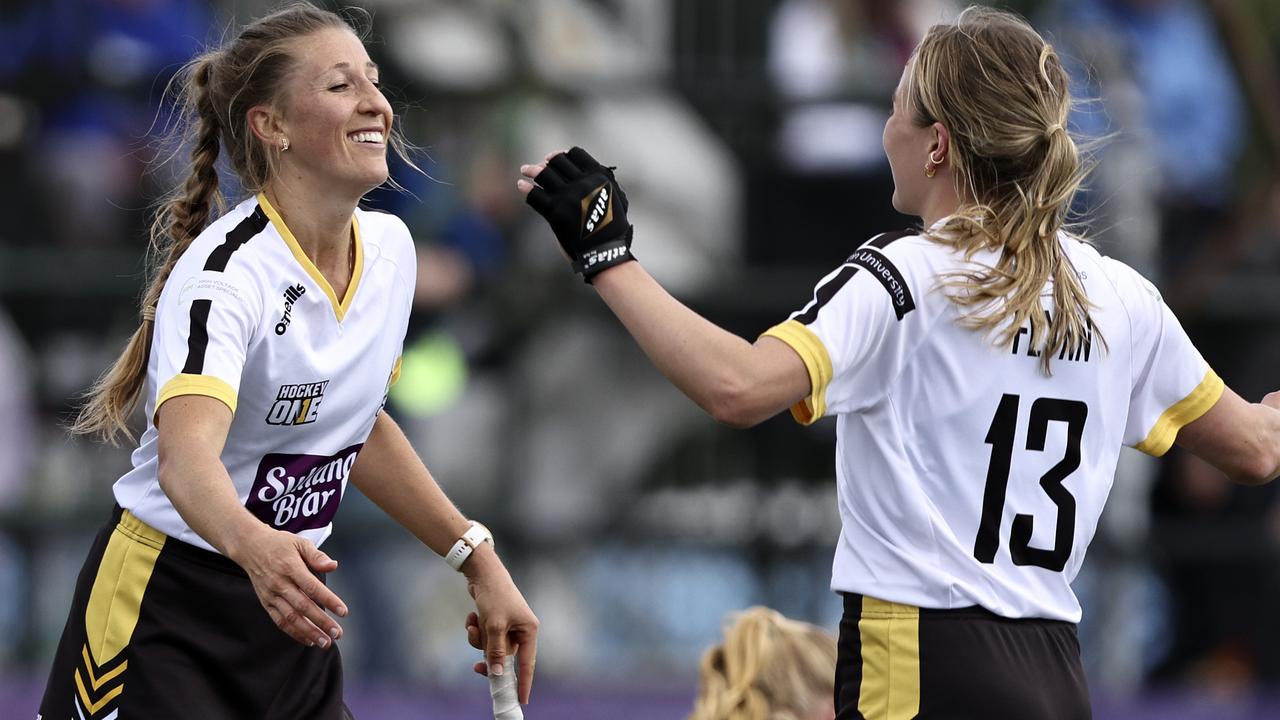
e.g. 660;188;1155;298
490;655;522;720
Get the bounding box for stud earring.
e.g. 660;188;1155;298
280;137;290;152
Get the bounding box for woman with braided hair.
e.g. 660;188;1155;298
521;6;1280;717
40;4;536;718
689;607;837;720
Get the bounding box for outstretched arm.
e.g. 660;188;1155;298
590;261;809;427
518;149;809;428
349;410;538;704
1176;387;1280;484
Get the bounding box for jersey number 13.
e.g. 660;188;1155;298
973;394;1088;572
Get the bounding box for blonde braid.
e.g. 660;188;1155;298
72;54;225;443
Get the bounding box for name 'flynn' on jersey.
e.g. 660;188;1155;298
112;193;416;553
760;225;1222;622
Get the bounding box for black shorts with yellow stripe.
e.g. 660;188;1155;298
39;505;351;719
836;593;1091;720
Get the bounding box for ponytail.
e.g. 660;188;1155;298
72;54;225;444
910;7;1105;374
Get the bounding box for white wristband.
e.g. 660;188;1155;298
445;521;493;571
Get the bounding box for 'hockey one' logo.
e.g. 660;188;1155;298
266;381;328;426
581;182;612;237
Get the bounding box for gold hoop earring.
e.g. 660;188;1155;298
280;137;290;152
924;149;945;178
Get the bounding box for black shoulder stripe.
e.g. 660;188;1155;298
182;206;268;374
846;246;915;320
795;264;860;325
182;299;212;374
204;205;268;272
865;229;916;250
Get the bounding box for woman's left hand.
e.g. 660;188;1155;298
462;549;539;705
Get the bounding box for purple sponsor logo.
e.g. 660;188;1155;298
246;444;362;532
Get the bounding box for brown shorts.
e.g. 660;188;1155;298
39;505;351;719
836;592;1091;720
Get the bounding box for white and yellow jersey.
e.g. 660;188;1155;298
114;194;415;552
763;226;1222;622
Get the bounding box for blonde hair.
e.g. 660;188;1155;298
74;3;414;443
688;607;837;720
908;6;1103;372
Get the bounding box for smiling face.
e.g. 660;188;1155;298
267;27;393;196
882;61;936;217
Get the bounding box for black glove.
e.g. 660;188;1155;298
525;147;634;282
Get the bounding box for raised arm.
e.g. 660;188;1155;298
157;395;348;648
1175;387;1280;485
518;147;810;428
348;410;538;704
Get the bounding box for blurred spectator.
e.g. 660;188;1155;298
688;606;837;720
1052;0;1245;280
751;0;955;268
768;0;957;171
1;0;214;248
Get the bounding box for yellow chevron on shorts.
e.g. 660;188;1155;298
858;597;921;720
75;669;123;714
75;643;127;716
84;510;165;665
82;646;127;689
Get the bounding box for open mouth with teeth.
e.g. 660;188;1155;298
348;131;386;145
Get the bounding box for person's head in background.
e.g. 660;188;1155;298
689;607;837;720
74;1;412;442
881;5;1096;375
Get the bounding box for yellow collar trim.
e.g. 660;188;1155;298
257;192;363;321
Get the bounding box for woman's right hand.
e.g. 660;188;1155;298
228;526;348;647
518;147;635;282
153;396;348;647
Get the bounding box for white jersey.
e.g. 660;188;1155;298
114;194;415;552
762;227;1222;622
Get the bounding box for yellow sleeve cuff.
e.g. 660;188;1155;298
1134;368;1224;457
156;374;238;419
760;319;833;426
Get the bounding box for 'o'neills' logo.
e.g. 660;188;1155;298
246;444;361;532
275;283;306;335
